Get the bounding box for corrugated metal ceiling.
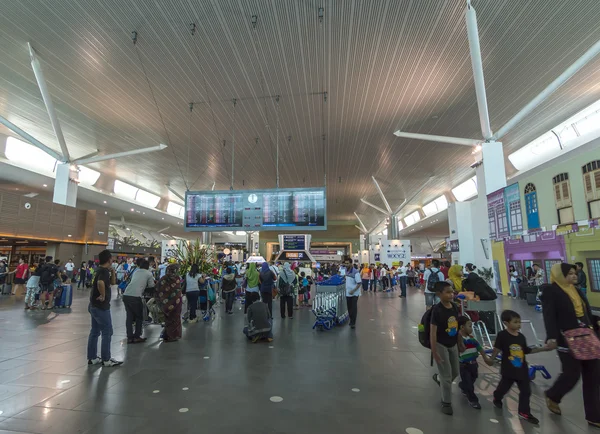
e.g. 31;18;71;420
1;0;600;228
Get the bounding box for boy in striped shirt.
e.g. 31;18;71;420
458;315;494;409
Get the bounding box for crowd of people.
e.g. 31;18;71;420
2;251;599;428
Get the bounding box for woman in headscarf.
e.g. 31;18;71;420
542;263;600;427
448;264;464;293
258;262;277;315
157;264;183;342
221;266;237;315
278;263;297;319
244;262;260;313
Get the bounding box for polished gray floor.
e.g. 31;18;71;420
0;286;594;434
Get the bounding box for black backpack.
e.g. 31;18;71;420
426;269;440;291
279;278;294;297
418;309;434;348
40;263;57;284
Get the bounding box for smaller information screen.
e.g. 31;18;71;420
282;235;306;251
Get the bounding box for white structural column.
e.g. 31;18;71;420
53;163;78;207
448;142;506;286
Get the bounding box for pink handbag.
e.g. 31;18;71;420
563;327;600;360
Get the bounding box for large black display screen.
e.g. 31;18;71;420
282;235;306;250
185;188;326;232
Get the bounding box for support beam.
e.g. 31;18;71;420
465;3;493;140
166;185;185;202
393;131;481;146
72;144;167;164
394;177;435;216
354;225;366;234
0;115;65;162
495;38;600;140
353;212;368;233
28;43;70;161
360;198;389;215
72;150;100;162
371;176;393;214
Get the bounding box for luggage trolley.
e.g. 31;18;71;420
312;283;348;331
457;298;502;351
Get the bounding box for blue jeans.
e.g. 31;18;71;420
399;276;407;297
87;305;113;361
509;281;520;298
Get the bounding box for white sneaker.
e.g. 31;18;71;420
189;318;198;324
88;357;102;365
102;358;123;367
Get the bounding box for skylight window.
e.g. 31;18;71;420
114;180;138;200
508;99;600;172
78;166;101;186
404;211;421;227
5;137;57;173
452;176;478;202
422;194;449;217
135;189;160;208
167;201;184;218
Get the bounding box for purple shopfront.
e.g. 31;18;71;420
503;231;567;284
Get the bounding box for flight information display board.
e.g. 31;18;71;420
185;187;326;232
282;235;306;250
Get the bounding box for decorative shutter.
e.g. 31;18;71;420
554;184;562;204
585;173;593;194
595;170;600;190
562;182;570;200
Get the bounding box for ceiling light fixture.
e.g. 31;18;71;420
43;184;47;187
103;200;107;204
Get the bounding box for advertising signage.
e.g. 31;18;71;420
185;187;327;232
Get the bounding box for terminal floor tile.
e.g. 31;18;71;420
0;287;592;433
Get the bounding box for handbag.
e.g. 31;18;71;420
562;327;600;360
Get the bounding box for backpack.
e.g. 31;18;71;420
279;279;294;297
426;269;440;291
418;309;434;348
40;263;58;284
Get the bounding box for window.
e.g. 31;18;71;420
588;259;600;292
5;137;58;173
544;259;563;284
509;200;523;232
524;183;540;229
404;211;421;227
508;98;600;172
452;176;478;201
77;166;101;186
114;180;138;200
488;207;497;239
135;189;161;208
583;161;600;219
553;173;574;224
422;195;448;217
167;201;184;218
496;203;509;234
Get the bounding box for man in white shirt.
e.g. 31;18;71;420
344;260;362;329
123;259;155;343
397;261;408;298
64;259;75;281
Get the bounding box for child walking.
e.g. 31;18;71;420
492;310;551;425
431;281;462;415
457;315;494;409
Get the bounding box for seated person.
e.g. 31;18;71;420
243;300;273;343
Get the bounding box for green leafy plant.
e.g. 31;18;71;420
170;239;217;276
147;240;161;249
479;266;494;285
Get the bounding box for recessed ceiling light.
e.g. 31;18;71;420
67;234;72;237
104;211;108;215
130;208;134;212
126;227;130;230
42;184;48;187
143;212;145;215
162;217;164;220
431;115;439;119
103;201;107;204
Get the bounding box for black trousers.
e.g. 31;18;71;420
361;279;370;292
280;295;293;318
245;291;260;313
261;291;273;315
494;376;531;414
186;291;199;320
346;296;358;326
123;295;144;339
546;351;600;423
459;362;479;403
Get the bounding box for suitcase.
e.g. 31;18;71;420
55;284;73;308
2;283;12;295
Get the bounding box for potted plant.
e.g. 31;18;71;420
478;266;494;285
171;239;217;276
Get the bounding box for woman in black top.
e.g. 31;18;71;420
542;263;600;428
